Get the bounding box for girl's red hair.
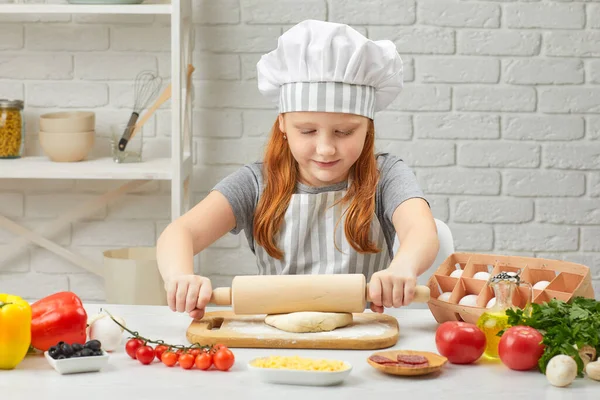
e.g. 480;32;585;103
253;117;380;260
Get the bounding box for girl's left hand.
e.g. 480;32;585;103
368;265;418;313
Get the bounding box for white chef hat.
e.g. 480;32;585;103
257;19;403;120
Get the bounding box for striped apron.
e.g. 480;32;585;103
254;187;391;282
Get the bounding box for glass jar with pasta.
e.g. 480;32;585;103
0;99;25;159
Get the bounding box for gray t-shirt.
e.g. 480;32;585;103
211;152;428;257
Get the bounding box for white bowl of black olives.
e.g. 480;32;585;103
44;340;109;374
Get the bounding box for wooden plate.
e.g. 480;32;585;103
367;350;447;376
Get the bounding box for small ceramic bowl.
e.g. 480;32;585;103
247;358;352;386
39;111;96;133
39;130;95;162
44;350;109;375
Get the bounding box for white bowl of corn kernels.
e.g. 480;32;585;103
247;355;352;386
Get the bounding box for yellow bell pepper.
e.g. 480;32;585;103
0;294;31;370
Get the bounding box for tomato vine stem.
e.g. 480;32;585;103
101;308;212;352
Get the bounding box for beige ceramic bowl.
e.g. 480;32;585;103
40;111;96;133
39;130;95;162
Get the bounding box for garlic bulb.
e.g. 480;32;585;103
86;312;126;352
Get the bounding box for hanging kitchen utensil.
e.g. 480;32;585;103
118;70;163;151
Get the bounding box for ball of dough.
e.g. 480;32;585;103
264;312;353;333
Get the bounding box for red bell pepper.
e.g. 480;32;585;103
30;291;88;351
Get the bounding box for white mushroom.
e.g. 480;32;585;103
578;345;597;368
586;361;600;381
546;355;578;387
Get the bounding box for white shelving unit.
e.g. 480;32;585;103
0;3;172;14
0;0;194;276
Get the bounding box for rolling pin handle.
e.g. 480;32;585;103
210;287;232;306
365;284;431;304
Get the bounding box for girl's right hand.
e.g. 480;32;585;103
165;274;213;320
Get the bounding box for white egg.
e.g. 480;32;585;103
450;269;463;278
486;297;496;309
438;292;452;302
533;280;550;290
458;294;479;307
473;271;491;281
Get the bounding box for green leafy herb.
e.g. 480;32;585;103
503;297;600;376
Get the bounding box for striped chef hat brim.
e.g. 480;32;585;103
279;82;376;119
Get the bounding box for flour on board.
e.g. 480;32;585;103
225;314;392;338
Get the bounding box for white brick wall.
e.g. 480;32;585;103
0;0;598;302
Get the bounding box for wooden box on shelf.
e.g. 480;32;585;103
426;252;595;325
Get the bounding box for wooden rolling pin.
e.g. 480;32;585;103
209;274;430;315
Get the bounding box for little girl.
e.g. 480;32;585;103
157;20;439;319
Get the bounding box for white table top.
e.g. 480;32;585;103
1;304;597;400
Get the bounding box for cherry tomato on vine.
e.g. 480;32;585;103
211;343;228;353
125;338;144;360
213;348;235;371
161;351;178;367
189;348;202;358
195;352;212;370
179;353;195;370
136;346;155;365
154;345;168;362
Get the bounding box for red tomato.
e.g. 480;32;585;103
161;351;178;367
125;338;144;360
189;348;202;358
211;343;228;353
435;321;486;364
195;352;212;370
213;348;235;371
136;346;155;365
154;345;168;362
179;353;195;370
498;326;545;371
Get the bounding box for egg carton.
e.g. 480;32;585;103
426;252;595;325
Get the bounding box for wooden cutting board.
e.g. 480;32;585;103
186;311;399;350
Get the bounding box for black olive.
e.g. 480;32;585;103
71;352;82;358
93;350;103;357
57;354;66;360
84;340;102;351
80;348;94;357
72;343;84;352
48;346;61;359
57;341;65;347
60;343;74;357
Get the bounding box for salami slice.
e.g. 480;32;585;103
369;355;398;364
395;361;428;368
397;354;429;365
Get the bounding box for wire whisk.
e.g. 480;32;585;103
118;70;163;151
